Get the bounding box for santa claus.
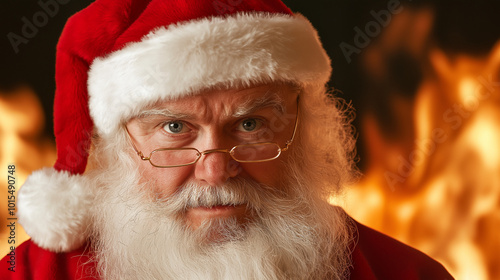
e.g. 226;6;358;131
1;0;453;279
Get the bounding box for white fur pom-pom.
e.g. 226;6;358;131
17;167;93;252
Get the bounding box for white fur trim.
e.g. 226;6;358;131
88;13;331;135
17;168;93;252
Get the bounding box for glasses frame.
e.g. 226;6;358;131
126;96;300;168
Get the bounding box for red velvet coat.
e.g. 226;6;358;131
1;220;453;279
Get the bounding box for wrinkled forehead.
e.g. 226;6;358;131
132;83;300;121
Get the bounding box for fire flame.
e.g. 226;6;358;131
336;9;500;280
0;86;56;257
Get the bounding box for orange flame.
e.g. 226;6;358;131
338;23;500;280
0;86;56;257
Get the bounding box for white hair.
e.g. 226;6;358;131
297;83;359;197
85;83;357;279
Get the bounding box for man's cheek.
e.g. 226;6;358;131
140;167;192;197
240;163;283;187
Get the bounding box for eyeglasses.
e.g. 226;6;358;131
125;96;300;168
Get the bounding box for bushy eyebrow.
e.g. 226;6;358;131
136;108;190;120
233;92;286;117
132;109;191;130
135;91;286;124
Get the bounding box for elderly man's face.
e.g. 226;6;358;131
126;84;299;229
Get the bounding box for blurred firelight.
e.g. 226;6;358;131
333;8;500;279
0;86;56;257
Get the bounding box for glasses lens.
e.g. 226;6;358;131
231;143;281;162
149;148;200;167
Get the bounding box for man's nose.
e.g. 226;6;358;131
194;149;240;186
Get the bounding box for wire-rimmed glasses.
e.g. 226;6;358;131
126;96;299;168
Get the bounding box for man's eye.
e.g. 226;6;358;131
163;121;188;134
238;118;263;132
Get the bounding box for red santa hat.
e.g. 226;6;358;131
17;0;332;252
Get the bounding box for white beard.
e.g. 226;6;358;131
89;158;352;280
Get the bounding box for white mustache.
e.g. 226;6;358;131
185;186;247;208
171;178;260;209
